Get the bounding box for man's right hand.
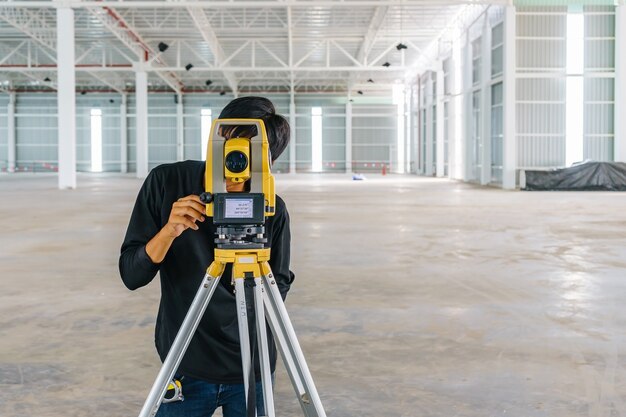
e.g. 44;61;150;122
163;195;206;238
146;195;206;263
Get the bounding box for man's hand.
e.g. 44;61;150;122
146;195;206;263
163;195;206;238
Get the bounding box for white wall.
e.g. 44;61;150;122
0;95;8;170
412;4;618;188
0;92;397;174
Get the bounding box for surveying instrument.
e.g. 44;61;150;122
138;119;327;417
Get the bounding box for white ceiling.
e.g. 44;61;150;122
0;0;500;95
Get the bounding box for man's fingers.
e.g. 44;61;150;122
172;215;198;230
192;201;207;215
169;195;205;233
178;194;203;204
173;201;206;220
172;206;204;222
174;199;206;212
174;207;204;222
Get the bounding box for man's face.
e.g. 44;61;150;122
226;178;246;193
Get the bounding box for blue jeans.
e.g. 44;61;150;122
155;375;270;417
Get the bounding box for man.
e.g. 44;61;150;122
119;97;294;417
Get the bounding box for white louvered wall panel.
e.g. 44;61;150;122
0;96;7;171
516;5;616;169
418;76;426;175
14;95;58;171
432;73;438;176
409;84;420;175
351;103;397;172
1;93;399;174
516;7;567;169
76;94;121;172
584;6;615;162
443;58;452;177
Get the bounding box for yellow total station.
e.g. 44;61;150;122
203;118;276;219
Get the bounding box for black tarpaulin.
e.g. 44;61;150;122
523;161;626;191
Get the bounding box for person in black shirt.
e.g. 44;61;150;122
119;97;294;417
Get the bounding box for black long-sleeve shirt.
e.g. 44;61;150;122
119;160;294;384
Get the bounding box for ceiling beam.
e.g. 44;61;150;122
6;1;505;7
0;7;120;91
0;65;411;72
0;8;56;51
85;5;184;93
0;41;28;67
411;4;487;74
85;71;125;93
347;6;388;92
20;70;57;90
0;35;444;43
186;6;239;96
359;7;390;67
287;6;294;93
0;1;481;93
0;7;134;93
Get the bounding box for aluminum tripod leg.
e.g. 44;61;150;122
138;262;225;417
260;263;327;417
234;274;253;412
254;275;275;417
234;273;276;417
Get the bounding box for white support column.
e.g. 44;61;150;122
615;3;626;162
120;93;128;173
425;73;434;176
7;92;16;173
450;33;462;180
480;16;492;185
56;7;76;189
176;93;184;162
289;88;296;174
412;84;419;174
135;69;149;178
462;38;472;182
417;76;424;174
435;63;445;177
393;84;406;173
405;86;412;173
502;5;517;189
345;100;353;173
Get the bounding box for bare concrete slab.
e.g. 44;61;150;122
1;173;625;417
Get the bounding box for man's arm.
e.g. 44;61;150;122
145;195;205;263
119;170;205;290
119;170;163;290
269;198;295;300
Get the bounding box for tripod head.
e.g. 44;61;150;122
199;119;276;250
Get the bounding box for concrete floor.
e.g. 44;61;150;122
1;173;626;417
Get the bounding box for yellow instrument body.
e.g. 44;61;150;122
204;118;275;218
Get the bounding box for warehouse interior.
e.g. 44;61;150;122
1;1;626;416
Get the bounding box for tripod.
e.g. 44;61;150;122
138;247;327;417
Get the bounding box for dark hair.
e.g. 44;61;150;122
218;96;290;162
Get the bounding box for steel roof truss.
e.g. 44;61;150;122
85;5;184;92
0;40;26;65
256;41;288;68
186;6;239;95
